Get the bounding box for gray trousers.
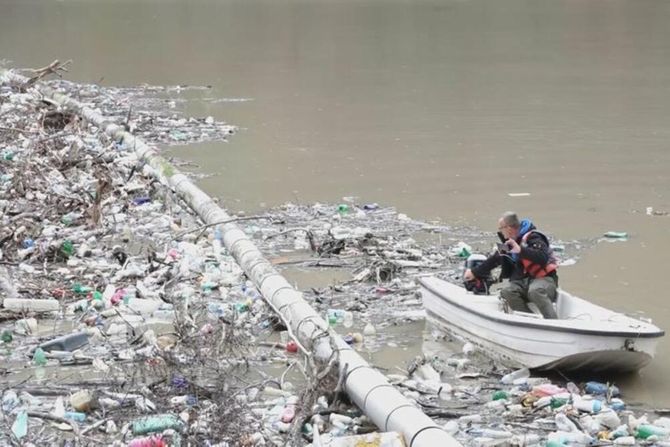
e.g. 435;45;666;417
500;276;558;319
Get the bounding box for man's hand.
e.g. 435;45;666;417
506;239;521;254
463;268;475;281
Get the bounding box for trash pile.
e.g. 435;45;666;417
1;71;666;446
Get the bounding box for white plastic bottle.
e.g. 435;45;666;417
501;367;530;385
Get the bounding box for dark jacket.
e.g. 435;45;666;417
471;220;557;281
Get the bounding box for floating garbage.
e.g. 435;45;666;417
603;231;628;239
0;65;656;447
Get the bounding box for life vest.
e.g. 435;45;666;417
520;230;558;278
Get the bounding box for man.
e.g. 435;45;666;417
463;212;559;319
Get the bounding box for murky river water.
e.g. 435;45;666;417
2;0;669;406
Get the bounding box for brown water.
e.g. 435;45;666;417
2;0;669;406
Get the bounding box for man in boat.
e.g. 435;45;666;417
463;211;559;319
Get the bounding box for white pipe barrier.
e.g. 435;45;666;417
0;69;461;447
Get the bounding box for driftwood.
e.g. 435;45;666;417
22;59;71;87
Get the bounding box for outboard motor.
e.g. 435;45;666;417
463;254;495;295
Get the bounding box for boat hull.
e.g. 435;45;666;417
420;276;663;373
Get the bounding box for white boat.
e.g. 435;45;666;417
418;275;665;373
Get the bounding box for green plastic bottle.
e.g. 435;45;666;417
1;329;13;343
636;424;670;439
131;414;184;435
61;240;74;256
550;397;569;409
337;204;349;215
492;390;508;401
72;283;92;295
33;347;47;366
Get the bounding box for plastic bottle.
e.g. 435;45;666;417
61;240;74;256
501;367;530;385
481;429;513;439
329;413;353;426
492;390;508;401
610;425;630;439
127;436;167;447
636;424;670;439
11;410;28;439
64;411;86;422
72;283;92;295
132;196;152;206
33;347;47;366
594;409;622;429
1;329;12;343
2;390;20;413
342;311;354;328
547;430;593;445
61;212;82;226
572;398;602;414
609;398;626;412
585;381;620;397
551;397;569;409
131;414;184;435
337;204;349;215
555;413;578;432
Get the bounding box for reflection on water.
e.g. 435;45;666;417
1;0;668;405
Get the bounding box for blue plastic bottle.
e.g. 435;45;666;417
585;381;620;397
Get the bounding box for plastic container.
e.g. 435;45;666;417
501;367;530;385
39;332;89;352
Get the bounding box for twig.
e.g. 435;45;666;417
0;126;37;134
175;215;272;241
23;59;72;86
81;418;108;435
26;411;80;435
